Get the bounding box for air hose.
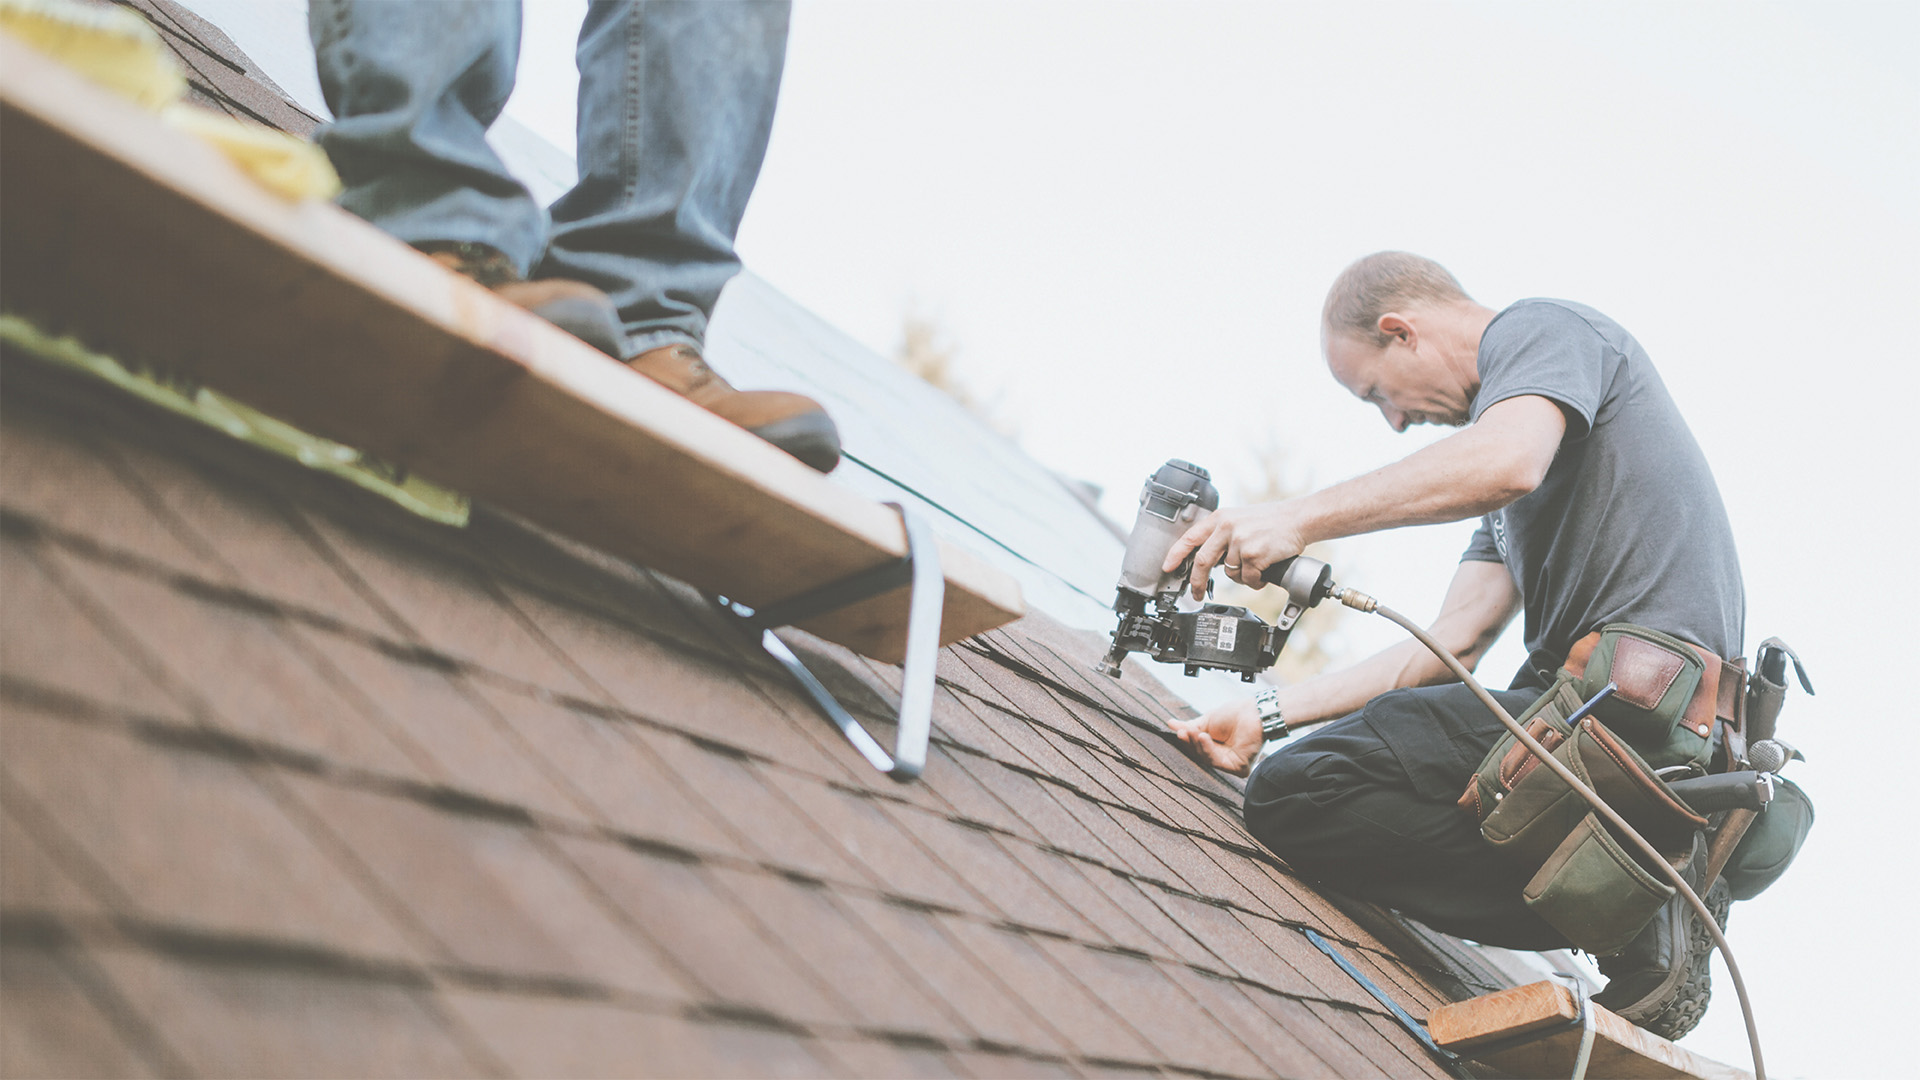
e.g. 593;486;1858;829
1326;584;1766;1080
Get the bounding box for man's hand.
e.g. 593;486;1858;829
1167;697;1266;776
1162;502;1307;600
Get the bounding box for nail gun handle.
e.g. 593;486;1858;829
1260;557;1334;630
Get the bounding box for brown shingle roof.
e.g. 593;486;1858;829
1;340;1504;1078
2;6;1525;1074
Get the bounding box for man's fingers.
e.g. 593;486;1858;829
1225;543;1257;588
1172;726;1214;766
1190;527;1232;598
1162;520;1211;574
1192;731;1238;771
1235;558;1265;588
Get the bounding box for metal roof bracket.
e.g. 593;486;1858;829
1301;927;1480;1079
1306;923;1597;1079
716;502;941;781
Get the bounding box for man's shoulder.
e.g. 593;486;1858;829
1472;299;1635;431
1487;298;1624;344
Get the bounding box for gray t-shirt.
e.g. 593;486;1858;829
1461;299;1744;663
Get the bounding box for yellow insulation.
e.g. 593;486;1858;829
0;0;184;109
161;104;342;200
0;0;340;199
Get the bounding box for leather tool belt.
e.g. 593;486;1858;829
1458;624;1747;953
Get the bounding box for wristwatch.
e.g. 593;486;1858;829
1254;686;1290;743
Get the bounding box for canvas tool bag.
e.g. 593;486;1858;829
1457;624;1740;953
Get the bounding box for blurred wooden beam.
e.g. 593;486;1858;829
1429;980;1752;1080
0;36;1024;660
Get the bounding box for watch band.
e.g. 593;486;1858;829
1254;686;1290;742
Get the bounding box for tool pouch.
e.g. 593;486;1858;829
1745;636;1813;746
1458;625;1712;952
1572;624;1713;772
1744;668;1788;747
1523;813;1675;954
1721;775;1815;901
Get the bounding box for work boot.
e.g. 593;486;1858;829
628;344;841;473
420;243;625;360
1593;872;1732;1041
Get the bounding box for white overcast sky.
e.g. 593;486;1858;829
187;2;1917;1075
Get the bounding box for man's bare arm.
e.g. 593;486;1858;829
1167;559;1521;775
1166;394;1567;596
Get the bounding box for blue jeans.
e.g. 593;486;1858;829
309;0;789;355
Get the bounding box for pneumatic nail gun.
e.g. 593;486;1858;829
1093;459;1332;681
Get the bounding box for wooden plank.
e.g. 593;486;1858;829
1429;980;1752;1080
0;37;1024;661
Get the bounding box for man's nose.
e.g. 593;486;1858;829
1382;405;1408;432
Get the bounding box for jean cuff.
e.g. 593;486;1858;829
622;328;704;360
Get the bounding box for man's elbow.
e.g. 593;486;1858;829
1432;604;1515;673
1447;622;1506;673
1467;396;1565;509
1493;455;1550;505
1464;461;1544;515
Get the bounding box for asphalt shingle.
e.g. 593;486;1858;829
0;938;174;1080
282;778;685;999
2;710;422;962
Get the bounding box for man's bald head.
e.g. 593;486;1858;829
1322;252;1472;348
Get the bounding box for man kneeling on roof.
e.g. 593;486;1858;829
1162;252;1806;1040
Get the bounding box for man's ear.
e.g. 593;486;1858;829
1376;313;1414;346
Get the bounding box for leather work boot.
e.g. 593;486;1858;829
1593;871;1732;1041
421;243;625;360
628;344;842;473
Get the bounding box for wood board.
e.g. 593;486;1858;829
0;37;1025;661
1428;980;1752;1080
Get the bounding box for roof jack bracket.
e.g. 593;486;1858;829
1301;927;1479;1079
714;502;941;782
1303;927;1595;1079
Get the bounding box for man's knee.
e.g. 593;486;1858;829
1239;727;1383;859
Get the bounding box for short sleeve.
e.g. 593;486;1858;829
1462;518;1502;563
1473;301;1611;441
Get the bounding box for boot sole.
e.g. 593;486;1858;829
529;296;625;359
1599;880;1731;1041
1637;881;1731;1041
750;412;842;473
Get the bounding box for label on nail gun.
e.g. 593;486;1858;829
1193;614;1236;653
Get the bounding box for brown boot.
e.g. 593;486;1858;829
628;344;841;473
421;243;625;359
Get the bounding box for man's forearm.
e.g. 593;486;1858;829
1277;638;1455;725
1289;401;1560;547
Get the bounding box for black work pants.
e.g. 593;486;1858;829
1244;680;1575;950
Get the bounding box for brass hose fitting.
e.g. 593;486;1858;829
1328;584;1378;613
